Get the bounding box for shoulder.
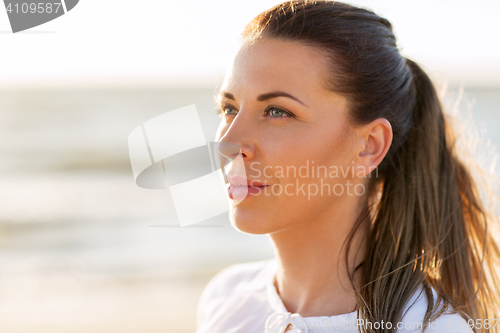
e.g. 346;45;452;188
397;286;473;333
196;258;276;326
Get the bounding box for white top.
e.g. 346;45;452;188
196;258;473;333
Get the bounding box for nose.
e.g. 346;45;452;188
217;111;256;162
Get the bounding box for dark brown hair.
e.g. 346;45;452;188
243;1;500;332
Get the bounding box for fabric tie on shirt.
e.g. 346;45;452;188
265;312;309;333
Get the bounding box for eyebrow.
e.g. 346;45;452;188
220;90;307;106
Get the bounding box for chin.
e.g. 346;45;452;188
229;208;275;235
229;204;300;235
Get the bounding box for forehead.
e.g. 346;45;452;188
222;39;330;99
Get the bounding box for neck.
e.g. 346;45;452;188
269;196;368;317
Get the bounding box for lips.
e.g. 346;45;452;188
227;174;269;187
226;177;270;200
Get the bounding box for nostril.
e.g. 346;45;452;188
217;142;242;160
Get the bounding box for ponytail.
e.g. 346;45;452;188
358;59;500;332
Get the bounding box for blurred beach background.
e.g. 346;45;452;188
0;0;499;332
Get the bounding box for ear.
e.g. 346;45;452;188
354;118;393;178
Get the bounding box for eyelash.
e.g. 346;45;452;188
215;105;295;118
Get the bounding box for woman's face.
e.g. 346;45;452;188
215;38;364;235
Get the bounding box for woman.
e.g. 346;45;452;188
196;1;500;332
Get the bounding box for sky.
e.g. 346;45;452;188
0;0;499;88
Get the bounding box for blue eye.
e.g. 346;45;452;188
216;106;238;116
216;105;295;118
266;106;294;118
224;107;237;115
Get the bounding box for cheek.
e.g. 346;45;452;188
313;121;354;169
271;125;353;176
268;125;355;207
